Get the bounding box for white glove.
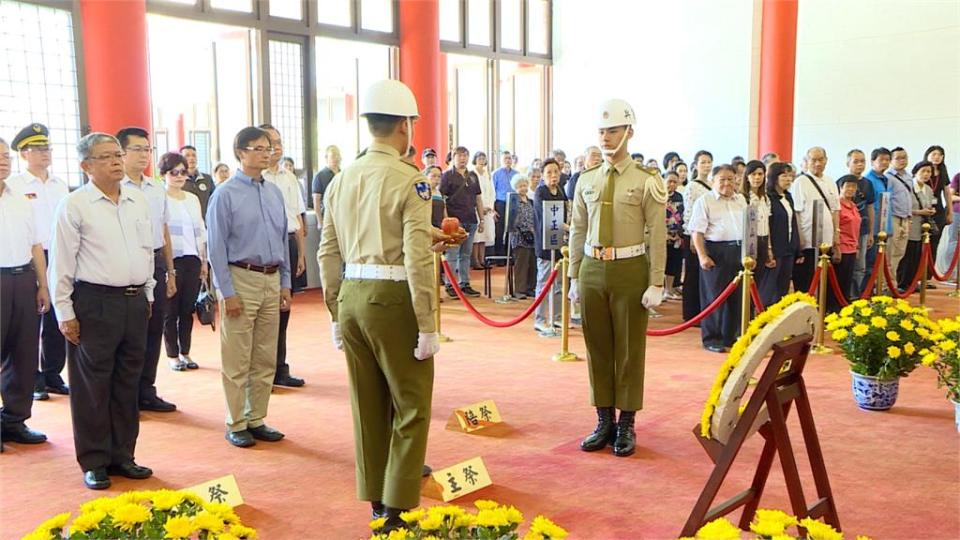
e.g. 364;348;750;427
568;278;580;303
414;332;440;361
331;322;343;350
641;286;664;309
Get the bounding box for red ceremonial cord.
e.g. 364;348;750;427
807;266;822;296
749;281;765;312
441;259;558;328
826;264;851;308
858;250;884;299
881;242;929;299
646;275;742;336
927;235;960;281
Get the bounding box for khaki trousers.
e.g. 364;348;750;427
219;267;280;432
579;255;650;411
338;279;433;510
887;217;909;280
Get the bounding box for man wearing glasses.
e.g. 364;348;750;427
7;123;70;402
117;127;178;414
48;133;156;489
207;127;291;448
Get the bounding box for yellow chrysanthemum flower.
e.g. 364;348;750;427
192;511;226;533
527;515;569;539
800;517;843;540
151;490;185;511
856;536;873;540
399;509;425;524
871;316;887;329
899;319;915;331
753;509;798;527
504;506;524;525
21;530;53;540
886;331;900;342
369;517;387;530
852;324;870;337
695;517;742;540
387;528;410;540
419;514;444;531
941;339;957;352
831;329;849;341
887;346;901;359
873;295;893;303
826;312;840;323
452;513;476;529
859;307;873;317
204;502;240;525
164;515;196;539
69;509;107;533
922;353;938;366
228;524;258;539
884;307;898;315
37;512;71;533
111;503;151;533
851;299;868;308
476;508;509;528
475;500;500;511
904;342;916;355
217;534;240;540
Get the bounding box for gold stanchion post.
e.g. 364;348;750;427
552;246;579;362
920;223;930;309
433;252;452;343
740;256;755;336
875;231;887;297
813;243;832;354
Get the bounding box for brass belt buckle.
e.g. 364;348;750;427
124;286;139;297
11;266;25;275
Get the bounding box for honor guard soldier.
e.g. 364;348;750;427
49;133;157;489
568;99;667;457
318;79;439;531
7;123;70;400
0;137;51;450
179;145;216;220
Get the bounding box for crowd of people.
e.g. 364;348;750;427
1;116;958;490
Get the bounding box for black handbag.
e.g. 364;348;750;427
195;281;216;331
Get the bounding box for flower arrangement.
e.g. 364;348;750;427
826;296;942;380
21;490;256;540
680;509;867;540
700;292;818;438
368;500;567;540
923;314;960;401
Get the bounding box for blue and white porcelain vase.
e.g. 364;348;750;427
952;400;960;433
850;371;900;411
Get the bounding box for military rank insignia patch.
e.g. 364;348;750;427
415;180;431;201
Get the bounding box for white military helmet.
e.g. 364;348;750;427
598;99;636;129
360;79;419;118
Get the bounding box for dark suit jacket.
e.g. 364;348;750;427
768;190;802;258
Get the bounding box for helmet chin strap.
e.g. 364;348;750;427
601;126;630;157
404;117;413;158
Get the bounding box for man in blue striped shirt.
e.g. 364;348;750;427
491;151;515;258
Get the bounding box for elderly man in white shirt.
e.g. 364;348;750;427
7;123;70;400
259;125;307;388
790;146;840;293
0;136;51;449
49;132;157;490
690;164;747;353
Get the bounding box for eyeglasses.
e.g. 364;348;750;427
243;146;274;154
26;145;52;153
167;169;188;177
125;145;155;153
87;152;126;162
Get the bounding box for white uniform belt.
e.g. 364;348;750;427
344;264;407;281
585;243;646;261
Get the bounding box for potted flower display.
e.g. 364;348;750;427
923;315;960;431
826;296;941;411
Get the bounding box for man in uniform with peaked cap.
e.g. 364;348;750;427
318;79;439;531
568;98;667;458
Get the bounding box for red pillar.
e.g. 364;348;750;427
79;0;152;136
398;0;441;169
438;52;448;163
757;0;798;162
176;114;185;149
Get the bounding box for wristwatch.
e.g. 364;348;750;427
167;269;177;276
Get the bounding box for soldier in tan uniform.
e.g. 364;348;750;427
317;79;438;532
568;99;667;457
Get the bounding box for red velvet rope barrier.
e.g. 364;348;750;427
826;264;851;308
928;234;960;282
881;242;929;299
749;281;765;312
859;249;884;299
442;259;559;328
807;266;822;296
646;275;742;336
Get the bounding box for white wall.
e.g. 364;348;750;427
552;0;756;166
793;0;960;180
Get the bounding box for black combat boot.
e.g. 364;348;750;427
580;407;616;452
613;410;636;457
383;506;408;532
371;501;386;520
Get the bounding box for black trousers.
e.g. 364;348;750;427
139;251;167;402
699;241;742;348
36;250;66;389
758;255;795;308
897;240;923;292
829;253;856;313
276;234;300;378
163;255;202;358
792;248;817;295
68;283;148;471
1;269;40;429
512;246;536;295
493;200;507;257
682;236;701;321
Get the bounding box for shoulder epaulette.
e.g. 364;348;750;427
582;163;601;174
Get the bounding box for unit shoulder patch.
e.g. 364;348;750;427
414;180;432;201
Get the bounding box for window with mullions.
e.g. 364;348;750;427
317;0;352;27
0;0;83;188
268;40;305;171
269;0;303;20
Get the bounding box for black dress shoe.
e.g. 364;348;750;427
107;461;153;479
612;411;636;457
580;407;616;452
273;374;305;387
248;424;284;442
1;424;47;444
33;389;49;401
84;468;111;490
705;344;727;354
461;285;482;297
225;430;255;448
382;507;409;532
446;285;458;299
139;396;177;412
46;383;69;395
185;360;199;370
371;501;387;520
